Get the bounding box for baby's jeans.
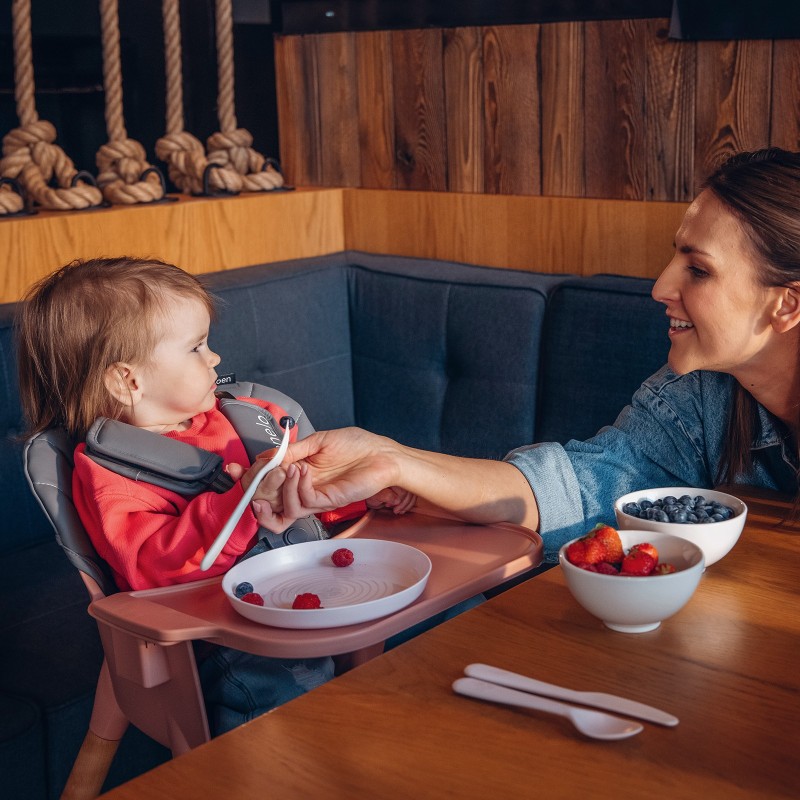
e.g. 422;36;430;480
198;646;334;736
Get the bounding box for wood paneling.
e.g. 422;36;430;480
356;31;396;189
342;189;687;278
584;19;647;200
2;188;688;302
317;32;361;187
482;25;541;195
644;19;695;201
0;189;345;304
540;22;585;197
444;27;484;194
275;18;798;201
391;29;447;191
695;39;772;174
770;40;800;151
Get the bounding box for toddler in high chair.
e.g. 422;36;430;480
16;256;413;734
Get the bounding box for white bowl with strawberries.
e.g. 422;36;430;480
558;525;705;634
614;487;747;567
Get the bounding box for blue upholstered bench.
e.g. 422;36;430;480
0;251;667;799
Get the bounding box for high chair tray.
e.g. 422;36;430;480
89;510;543;659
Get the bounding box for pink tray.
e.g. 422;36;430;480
89;510;543;659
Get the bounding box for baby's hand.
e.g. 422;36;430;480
227;459;287;514
366;487;417;515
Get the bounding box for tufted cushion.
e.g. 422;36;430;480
347;253;568;459
534;275;670;444
201;255;355;432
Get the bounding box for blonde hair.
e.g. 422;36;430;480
17;257;216;439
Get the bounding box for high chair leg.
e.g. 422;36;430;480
60;660;129;800
60;732;122;800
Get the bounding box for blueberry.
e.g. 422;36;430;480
670;509;688;523
652;509;669;522
623;502;640;516
234;581;254;598
679;494;693;506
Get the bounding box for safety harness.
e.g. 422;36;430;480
83;381;329;548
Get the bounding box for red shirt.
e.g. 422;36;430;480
73;400;364;591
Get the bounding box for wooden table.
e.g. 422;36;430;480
100;488;800;799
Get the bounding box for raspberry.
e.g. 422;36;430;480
240;592;264;606
292;593;322;609
234;581;254;598
331;547;354;567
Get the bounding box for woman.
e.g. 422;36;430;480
255;148;800;561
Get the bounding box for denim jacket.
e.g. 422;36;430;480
505;365;798;562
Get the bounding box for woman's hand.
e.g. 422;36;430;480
250;428;400;530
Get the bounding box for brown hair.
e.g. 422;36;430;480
17;257;216;440
703;149;800;486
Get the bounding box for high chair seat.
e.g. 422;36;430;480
24;426;543;800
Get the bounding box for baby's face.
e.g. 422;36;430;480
131;296;221;432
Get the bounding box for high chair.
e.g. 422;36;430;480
24;427;543;800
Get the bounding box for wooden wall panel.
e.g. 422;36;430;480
771;40;800;151
481;25;541;195
1;190;346;304
274;35;322;185
274;18;800;202
584;19;647;200
540;22;585;197
644;20;695;201
317;33;361;187
443;27;484;193
391;29;447;191
695;40;772;175
342;189;687;279
356;31;396;189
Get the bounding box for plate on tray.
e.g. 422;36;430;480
222;538;432;629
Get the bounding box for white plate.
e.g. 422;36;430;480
222;539;432;629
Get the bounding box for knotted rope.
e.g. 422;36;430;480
205;0;283;191
155;0;283;195
95;0;165;204
0;0;103;212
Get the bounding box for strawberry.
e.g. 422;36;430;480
620;547;657;576
292;593;322;609
331;547;354;567
240;592;264;606
633;542;659;563
578;561;619;574
565;524;624;565
654;563;677;575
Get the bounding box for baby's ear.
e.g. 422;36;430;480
103;363;141;408
771;283;800;334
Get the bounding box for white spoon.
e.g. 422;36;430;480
452;677;643;740
200;415;295;571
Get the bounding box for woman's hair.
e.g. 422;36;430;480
703;148;800;486
17;257;216;440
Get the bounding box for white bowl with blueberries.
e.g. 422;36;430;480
614;487;747;567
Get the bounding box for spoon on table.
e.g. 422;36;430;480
200;415;295;571
452;677;643;741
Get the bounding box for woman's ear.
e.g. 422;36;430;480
103;363;142;408
771;284;800;334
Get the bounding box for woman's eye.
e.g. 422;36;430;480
687;265;709;279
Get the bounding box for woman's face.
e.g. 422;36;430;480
652;189;782;380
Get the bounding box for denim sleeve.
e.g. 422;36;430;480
505;369;715;562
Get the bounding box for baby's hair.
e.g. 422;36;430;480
17;256;216;439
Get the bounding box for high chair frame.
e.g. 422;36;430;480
24;427;543;800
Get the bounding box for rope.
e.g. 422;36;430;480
0;0;103;212
205;0;283;191
95;0;165;204
155;0;282;195
155;0;242;195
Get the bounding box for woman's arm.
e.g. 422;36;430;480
253;427;540;533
